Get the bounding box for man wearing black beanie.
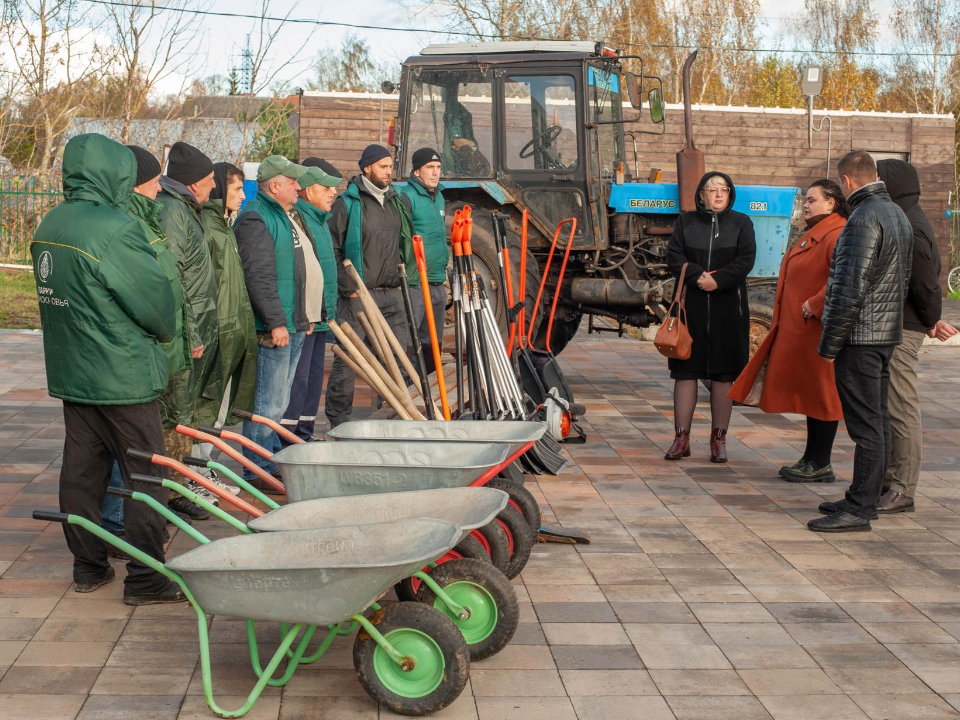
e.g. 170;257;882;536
156;141;222;520
325;144;414;427
400;147;447;375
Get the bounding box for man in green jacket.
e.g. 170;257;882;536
157;142;221;518
280;158;342;441
235;156;318;490
100;146;198;538
400;147;448;374
31;133;184;606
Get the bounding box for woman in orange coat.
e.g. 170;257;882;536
729;179;847;483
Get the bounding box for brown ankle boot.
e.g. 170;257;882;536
710;428;728;463
665;425;690;460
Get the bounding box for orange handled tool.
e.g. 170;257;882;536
412;235;451;420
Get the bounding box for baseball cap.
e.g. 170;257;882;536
300;166;342;189
257;155;308;182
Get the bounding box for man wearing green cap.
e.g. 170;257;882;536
235;155;323;490
280;158;343;441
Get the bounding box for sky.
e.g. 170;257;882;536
88;0;901;96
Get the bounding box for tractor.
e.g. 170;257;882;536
389;41;800;357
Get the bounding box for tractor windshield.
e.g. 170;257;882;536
405;69;494;178
588;64;623;178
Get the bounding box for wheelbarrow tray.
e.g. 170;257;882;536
327;421;546;455
272;441;510;503
165;518;459;627
247;487;508;540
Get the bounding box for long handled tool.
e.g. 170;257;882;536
398;265;438;420
410;241;451;420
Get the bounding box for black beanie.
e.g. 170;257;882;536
411;147;441;172
302;156;343;180
166;142;214;186
358;144;391;170
126;145;161;187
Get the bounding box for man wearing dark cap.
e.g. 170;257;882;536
280;158;343;441
325;144;414;428
400;148;447;373
100;146;198;538
235;155;320;489
157;141;221;519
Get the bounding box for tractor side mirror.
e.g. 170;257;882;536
648;88;664;124
624;72;642;109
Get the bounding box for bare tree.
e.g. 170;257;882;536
797;0;880;110
890;0;960;114
307;34;397;93
4;0;115;168
233;0;316;163
104;0;208;144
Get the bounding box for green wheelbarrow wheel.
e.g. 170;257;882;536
415;557;519;661
353;602;469;716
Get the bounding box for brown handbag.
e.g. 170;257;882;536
654;262;693;360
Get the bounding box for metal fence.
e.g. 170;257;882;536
0;174;62;264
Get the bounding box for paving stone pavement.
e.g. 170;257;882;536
3;327;960;720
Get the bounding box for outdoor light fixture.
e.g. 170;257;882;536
802;65;831;172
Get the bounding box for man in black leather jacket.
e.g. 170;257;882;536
810;150;913;533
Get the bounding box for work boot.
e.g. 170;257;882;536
779;457;808;478
247;478;285;496
74;566;116;593
123;581;188;606
710;428;728;464
168;496;209;521
877;489;915;514
782;461;836;483
818;500;878;520
808;510;871;533
664;425;690;460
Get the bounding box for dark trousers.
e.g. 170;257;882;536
325;288;409;428
60;400;169;593
411;282;448;375
281;330;328;442
835;344;894;519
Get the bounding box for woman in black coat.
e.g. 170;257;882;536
664;171;756;463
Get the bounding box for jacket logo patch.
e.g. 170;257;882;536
38;251;52;283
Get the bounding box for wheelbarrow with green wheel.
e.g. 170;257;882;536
32;510;470;717
119;476;520;661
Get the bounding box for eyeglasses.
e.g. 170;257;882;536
704;187;730;196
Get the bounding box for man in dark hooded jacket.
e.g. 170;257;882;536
875;159;957;513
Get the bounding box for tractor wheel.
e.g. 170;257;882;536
532;313;582;355
747;286;776;360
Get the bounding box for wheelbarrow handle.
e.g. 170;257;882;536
197;425;222;438
33;510;69;523
231;409;254;420
130;473;164;487
127;448;155;461
106;487;134;499
182;456;210;468
468;440;536;488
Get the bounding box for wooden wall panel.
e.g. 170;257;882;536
299;95;956;287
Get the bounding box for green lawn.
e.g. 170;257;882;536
0;268;40;329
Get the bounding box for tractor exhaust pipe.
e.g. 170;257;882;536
676;51;705;212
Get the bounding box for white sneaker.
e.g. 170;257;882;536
185;480;219;507
192;467;242;497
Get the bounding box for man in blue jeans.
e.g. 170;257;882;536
235;156;320;492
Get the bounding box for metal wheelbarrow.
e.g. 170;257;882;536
116;477;519;661
174;425;538;582
33;510;470;717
